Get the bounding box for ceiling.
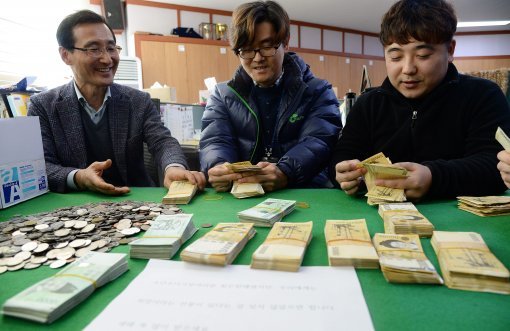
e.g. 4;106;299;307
150;0;510;33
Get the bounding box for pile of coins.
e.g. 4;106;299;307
0;201;181;274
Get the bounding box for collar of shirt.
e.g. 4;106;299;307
73;81;111;124
253;69;284;88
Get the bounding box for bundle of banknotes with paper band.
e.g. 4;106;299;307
495;126;510;151
325;219;379;268
162;180;198;205
251;221;312;272
373;233;443;284
226;161;265;198
431;231;510;294
378;202;434;237
2;252;128;323
457;196;510;216
357;152;407;205
180;223;256;266
238;198;296;227
129;214;197;260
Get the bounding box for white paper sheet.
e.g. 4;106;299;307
85;260;374;331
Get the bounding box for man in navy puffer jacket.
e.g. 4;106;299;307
200;1;341;192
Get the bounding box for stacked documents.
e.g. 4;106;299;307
231;181;265;199
129;214;197;260
251;222;312;272
180;223;256;266
373;233;443;284
457;196;510;216
357;152;407;205
431;231;510;294
378;202;434;237
2;252;128;323
162;180;197;204
238;198;296;227
325;219;379;268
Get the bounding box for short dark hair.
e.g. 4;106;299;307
57;9;116;49
230;1;289;53
379;0;457;46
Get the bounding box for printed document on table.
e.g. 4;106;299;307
85;260;374;331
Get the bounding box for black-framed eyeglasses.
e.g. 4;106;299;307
71;45;122;58
237;44;281;59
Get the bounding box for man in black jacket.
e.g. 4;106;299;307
332;0;510;200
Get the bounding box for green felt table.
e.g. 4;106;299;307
1;188;509;331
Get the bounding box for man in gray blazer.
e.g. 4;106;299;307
28;10;205;195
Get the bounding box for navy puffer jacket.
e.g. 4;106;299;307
199;52;341;187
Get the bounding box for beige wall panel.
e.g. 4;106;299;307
298;52;326;81
163;42;189;103
453;58;510;73
140;41;167;89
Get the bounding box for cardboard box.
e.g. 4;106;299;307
0;117;48;208
143;86;177;103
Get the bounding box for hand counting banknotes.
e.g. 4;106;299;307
162;180;197;205
251;222;312;272
238;198;296;227
357;152;407;205
180;223;256;266
227;162;265;198
129;214;197;260
2;252;128;323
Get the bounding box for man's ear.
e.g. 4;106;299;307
447;39;456;63
59;46;73;65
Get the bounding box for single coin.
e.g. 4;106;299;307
7;262;26;271
139;206;150;211
23;262;41;270
76;208;88;216
150;207;162;212
121;227;140;236
64;220;76;228
121;205;134;210
33;243;50;254
49;260;67;269
6;256;24;267
35;224;50;230
0;265;7;274
296;202;310;209
15;251;32;261
11;230;26;237
69;239;88;248
116;219;132;230
54;241;69;249
201;223;213;228
54;228;71;237
81;223;95;233
75;247;93;258
73;220;88;229
30;256;48;264
204;195;223;201
21;241;38;252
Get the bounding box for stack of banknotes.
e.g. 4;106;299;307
431;231;510;294
373;233;443;284
162;180;197;204
2;252;128;323
251;221;313;272
357;152;407;205
180;223;256;266
378;202;434;237
231;181;265;198
227;161;264;198
129;214;197;260
457;196;510;216
238;198;296;227
325;219;379;268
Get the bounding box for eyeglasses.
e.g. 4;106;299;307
237;44;281;59
71;45;122;58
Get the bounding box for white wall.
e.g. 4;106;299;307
455;34;510;57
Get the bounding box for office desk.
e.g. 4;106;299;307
1;188;509;331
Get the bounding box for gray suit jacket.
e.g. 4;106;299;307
28;81;188;192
